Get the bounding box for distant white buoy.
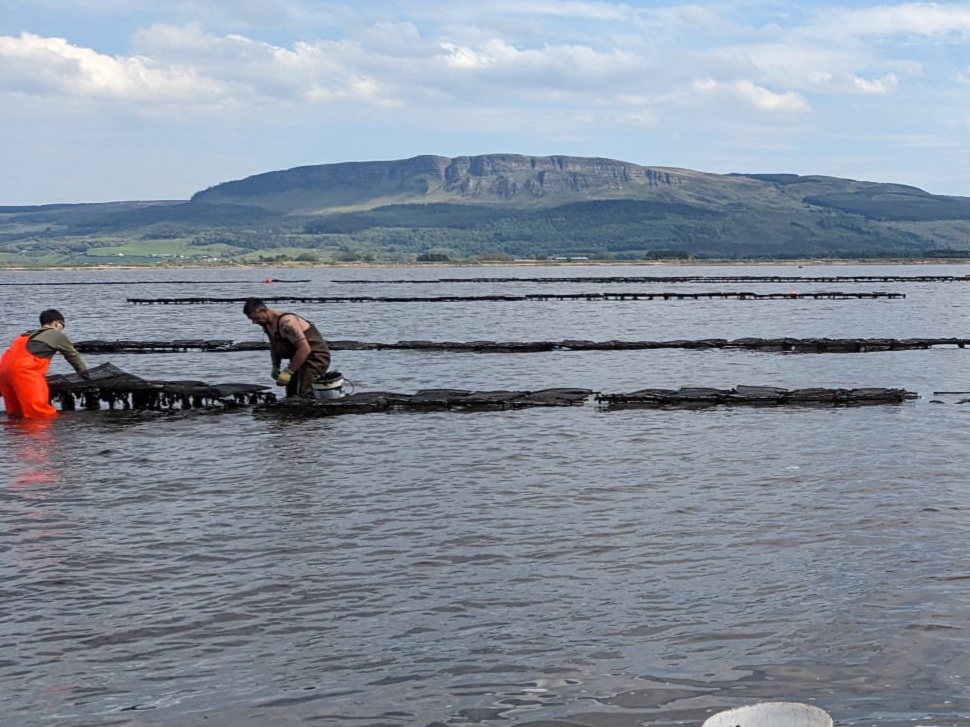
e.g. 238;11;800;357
702;702;833;727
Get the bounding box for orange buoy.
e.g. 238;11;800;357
264;277;273;283
789;290;798;298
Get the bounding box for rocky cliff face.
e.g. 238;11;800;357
438;155;687;198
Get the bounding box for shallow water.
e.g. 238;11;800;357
3;263;970;727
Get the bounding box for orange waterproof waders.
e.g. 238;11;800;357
0;334;56;419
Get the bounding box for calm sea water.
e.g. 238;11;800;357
3;263;970;727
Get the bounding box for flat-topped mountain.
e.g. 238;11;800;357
3;154;970;264
190;153;970;221
191;154;735;214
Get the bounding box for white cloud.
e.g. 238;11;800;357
807;71;898;94
696;4;968;102
439;42;491;70
405;0;629;26
0;26;415;111
848;73;898;94
699;36;913;99
429;38;645;103
692;78;811;114
2;2;950;114
0;32;219;101
814;2;970;41
122;24;403;106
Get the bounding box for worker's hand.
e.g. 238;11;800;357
271;368;280;381
276;369;293;386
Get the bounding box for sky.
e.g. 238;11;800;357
1;0;969;205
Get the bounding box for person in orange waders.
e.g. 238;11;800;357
0;309;90;419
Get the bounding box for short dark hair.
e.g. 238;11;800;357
243;298;267;315
40;309;65;326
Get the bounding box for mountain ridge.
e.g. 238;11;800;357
3;154;970;264
191;154;778;214
188;153;970;224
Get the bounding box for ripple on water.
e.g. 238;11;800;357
4;265;970;726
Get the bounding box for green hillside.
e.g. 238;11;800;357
2;154;970;265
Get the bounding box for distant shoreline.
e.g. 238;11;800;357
3;258;970;272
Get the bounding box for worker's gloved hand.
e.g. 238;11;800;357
271;368;280;381
276;369;293;386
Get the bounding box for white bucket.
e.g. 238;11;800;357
311;373;345;400
702;702;833;727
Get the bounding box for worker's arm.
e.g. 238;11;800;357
280;318;311;372
29;329;89;375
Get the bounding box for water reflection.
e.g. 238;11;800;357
4;417;62;490
3;418;68;581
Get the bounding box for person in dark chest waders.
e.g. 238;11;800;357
243;298;331;398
